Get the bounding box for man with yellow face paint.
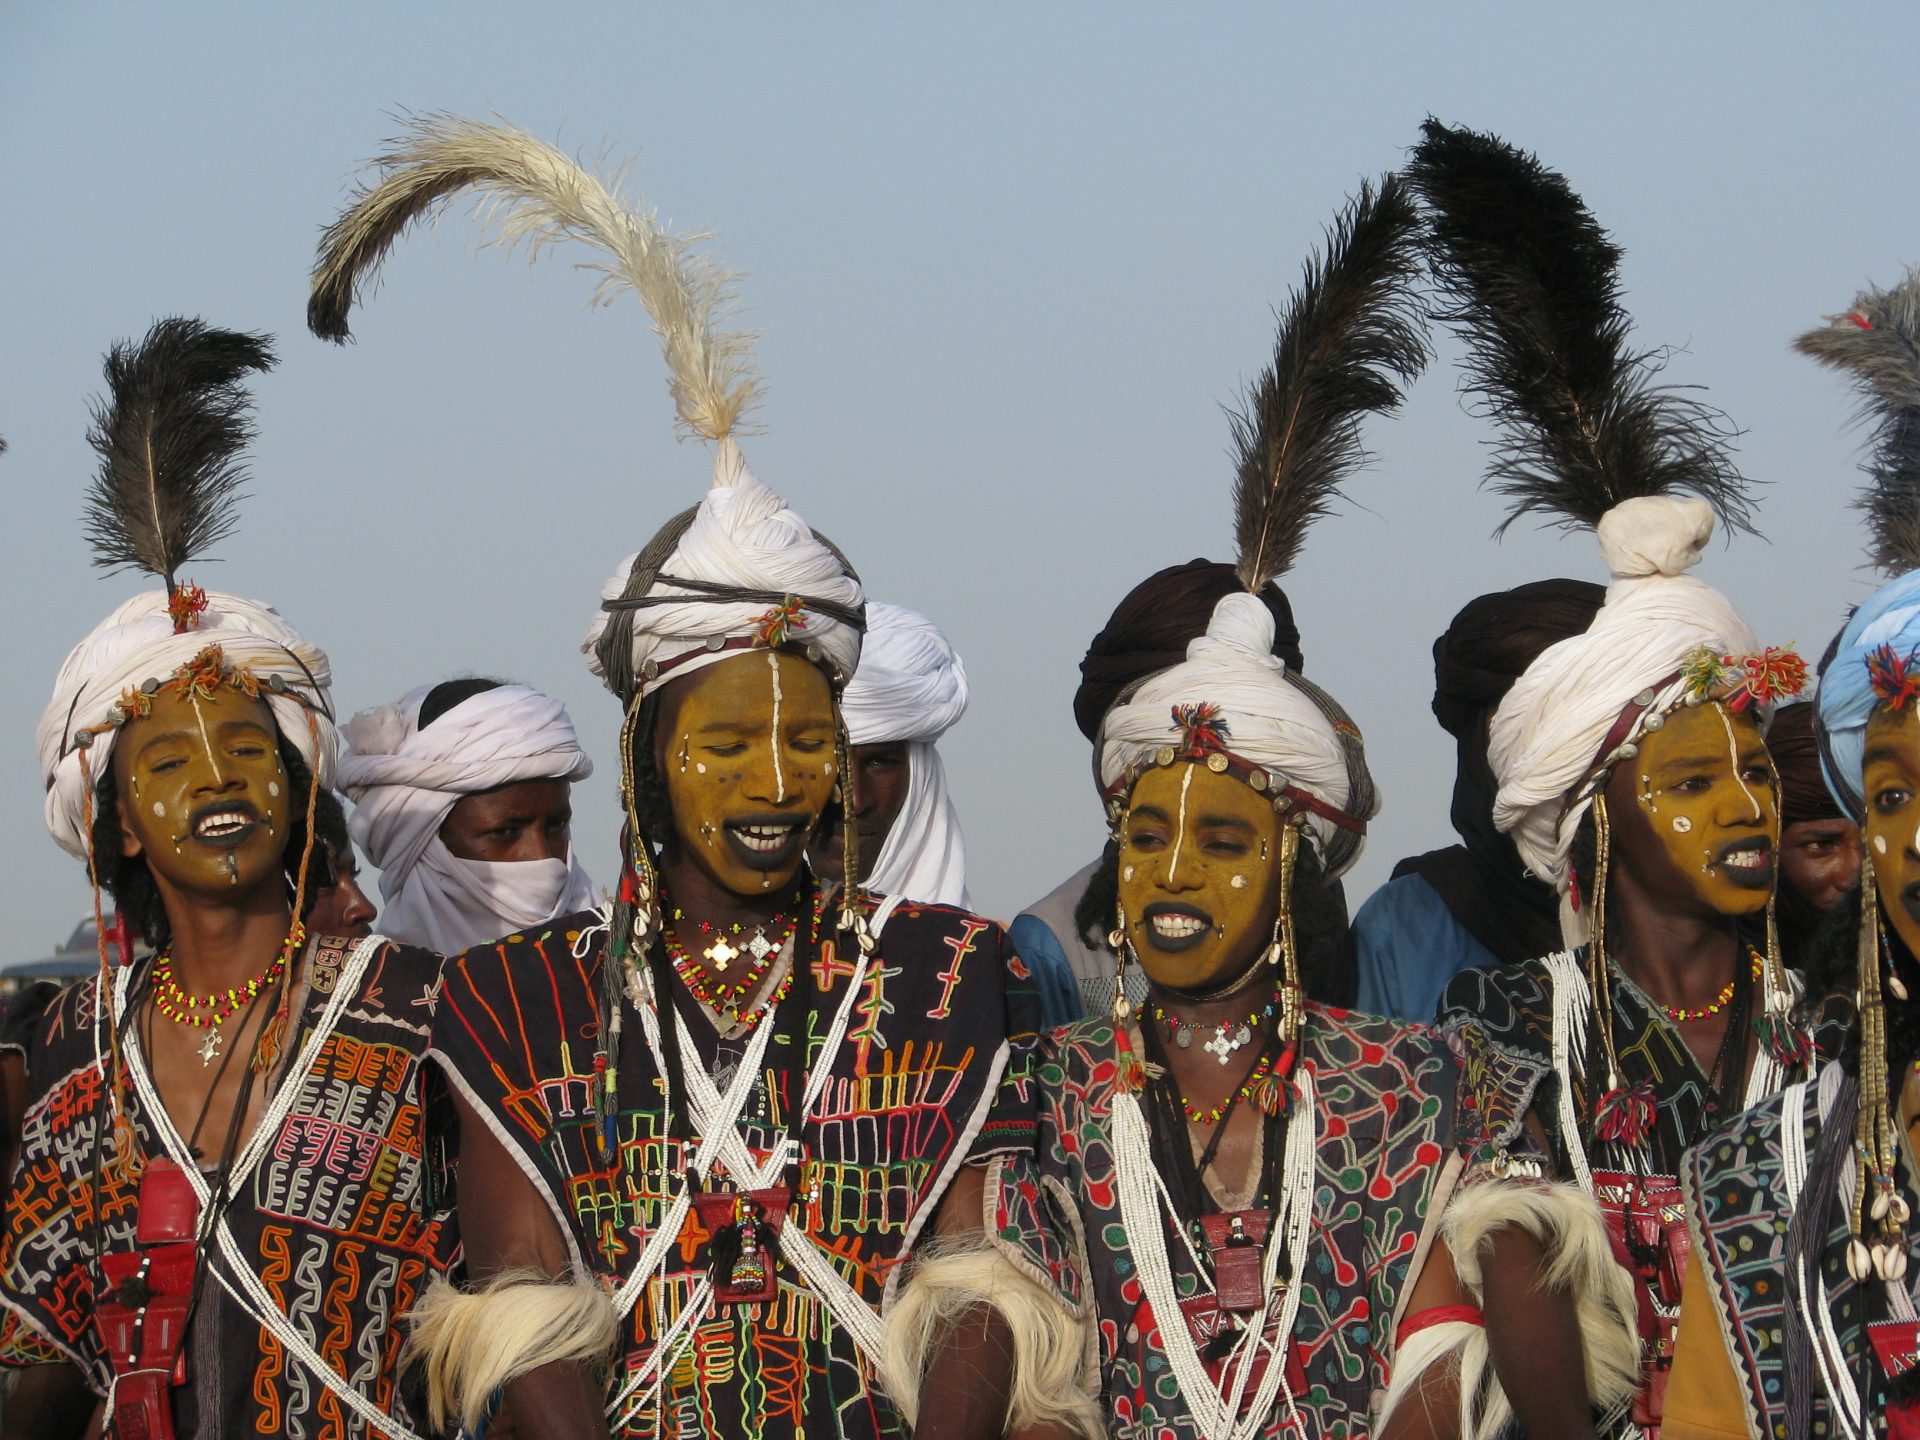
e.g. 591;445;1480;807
886;174;1639;1440
0;321;456;1440
1412;122;1832;1440
1661;269;1920;1440
303;115;1040;1440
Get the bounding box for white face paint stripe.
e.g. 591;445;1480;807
1718;705;1761;820
1166;765;1195;886
189;692;227;785
767;652;786;804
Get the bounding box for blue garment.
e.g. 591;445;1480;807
1008;911;1084;1032
1351;872;1500;1023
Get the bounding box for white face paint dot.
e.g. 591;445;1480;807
1122;865;1135;882
1230;874;1248;889
695;762;707;775
1877;833;1890;855
151;801;166;818
1671;816;1692;833
267;780;280;798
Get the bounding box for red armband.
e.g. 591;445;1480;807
1398;1303;1485;1341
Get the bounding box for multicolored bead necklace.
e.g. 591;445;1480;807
150;923;305;1066
1658;949;1762;1024
668;905;793;973
663;902;806;1020
1149;989;1282;1066
1180;1043;1286;1125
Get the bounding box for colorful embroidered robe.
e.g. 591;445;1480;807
982;1004;1462;1440
0;935;455;1439
1681;1059;1918;1440
1437;951;1836;1439
429;894;1039;1440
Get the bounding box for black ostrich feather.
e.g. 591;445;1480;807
1231;173;1431;590
1407;118;1753;536
1794;267;1920;574
82;318;276;587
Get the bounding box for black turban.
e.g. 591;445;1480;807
1430;579;1609;739
1767;701;1845;826
1395;579;1606;966
1073;559;1303;742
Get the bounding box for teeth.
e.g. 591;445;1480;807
1150;913;1207;939
733;824;796;853
1721;848;1766;869
195;811;252;838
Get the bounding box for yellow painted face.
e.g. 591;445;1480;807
1862;704;1920;962
1116;760;1287;995
1616;699;1777;917
114;685;292;899
654;650;839;895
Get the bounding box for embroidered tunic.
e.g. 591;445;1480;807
1437;951;1836;1438
0;935;455;1439
1676;1058;1915;1440
983;1004;1462;1440
428;893;1038;1440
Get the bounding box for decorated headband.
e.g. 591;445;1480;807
1099;701;1370;839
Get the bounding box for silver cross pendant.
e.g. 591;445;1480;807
199;1027;224;1067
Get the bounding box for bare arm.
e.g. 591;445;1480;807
1479;1225;1602;1440
451;1085;610;1440
1;1361;99;1440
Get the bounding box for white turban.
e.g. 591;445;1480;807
338;683;597;956
1489;496;1759;898
37;590;336;861
838;603;971;907
584;439;865;699
1097;593;1375;879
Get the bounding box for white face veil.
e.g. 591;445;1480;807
339;683;597;955
837;604;971;907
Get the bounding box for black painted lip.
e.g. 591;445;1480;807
1139;901;1215;954
184;799;262;852
723;814;809;873
1900;879;1920;927
1709;836;1774;890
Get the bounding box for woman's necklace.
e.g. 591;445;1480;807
150;922;305;1067
1658;948;1762;1024
1149;990;1282;1066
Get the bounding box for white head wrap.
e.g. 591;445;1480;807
338;683;597;956
837;603;971;907
1097;593;1375;879
37;590;336;861
585;439;865;700
1489;496;1759;900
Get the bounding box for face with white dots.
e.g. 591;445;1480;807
651;650;839;896
1117;760;1286;995
114;685;292;902
1862;704;1920;961
1609;700;1777;919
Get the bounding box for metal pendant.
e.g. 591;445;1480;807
198;1027;223;1068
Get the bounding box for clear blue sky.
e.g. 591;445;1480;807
4;3;1918;958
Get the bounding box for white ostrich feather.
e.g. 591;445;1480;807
310;112;759;444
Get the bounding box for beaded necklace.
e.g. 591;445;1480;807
1150;991;1282;1066
662;896;814;1021
668;904;795;973
1658;947;1763;1023
150;922;305;1067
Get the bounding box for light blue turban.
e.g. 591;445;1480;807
1816;569;1920;821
